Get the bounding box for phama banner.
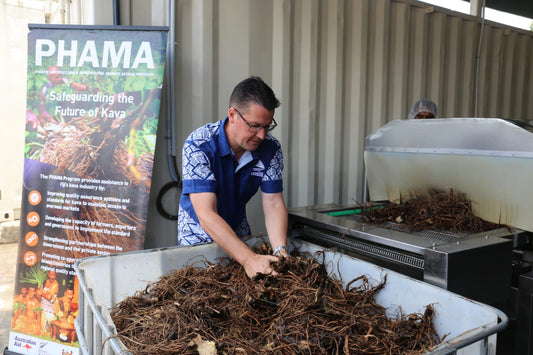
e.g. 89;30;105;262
8;25;168;355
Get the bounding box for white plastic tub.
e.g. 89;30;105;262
74;237;507;355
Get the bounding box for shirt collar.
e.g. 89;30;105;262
235;151;253;172
218;117;233;157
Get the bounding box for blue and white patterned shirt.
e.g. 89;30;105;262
177;117;284;245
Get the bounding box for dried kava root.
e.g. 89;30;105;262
362;189;504;233
110;249;441;354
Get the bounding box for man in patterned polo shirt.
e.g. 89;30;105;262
178;76;289;278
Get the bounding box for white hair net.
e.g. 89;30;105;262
408;99;437;119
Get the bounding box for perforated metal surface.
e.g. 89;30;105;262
349;214;470;242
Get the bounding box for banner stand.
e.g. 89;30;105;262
7;24;168;355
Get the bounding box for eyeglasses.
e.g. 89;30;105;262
233;107;277;133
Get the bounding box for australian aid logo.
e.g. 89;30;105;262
9;333;76;355
10;335;37;352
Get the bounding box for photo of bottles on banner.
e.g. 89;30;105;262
9;25;168;355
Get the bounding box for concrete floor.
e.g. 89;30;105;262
0;243;18;351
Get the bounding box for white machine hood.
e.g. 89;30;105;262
364;118;533;232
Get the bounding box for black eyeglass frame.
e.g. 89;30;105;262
232;106;277;133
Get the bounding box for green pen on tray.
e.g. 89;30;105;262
323;205;383;217
324;209;360;216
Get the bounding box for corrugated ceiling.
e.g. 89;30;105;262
485;0;533;19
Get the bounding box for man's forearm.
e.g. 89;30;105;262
191;192;282;277
198;210;255;265
263;192;289;251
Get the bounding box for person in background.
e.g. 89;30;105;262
39;270;59;332
11;287;42;335
178;76;289;279
408;99;438;119
11;287;27;328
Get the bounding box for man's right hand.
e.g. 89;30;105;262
242;253;280;279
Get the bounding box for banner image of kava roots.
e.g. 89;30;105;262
23;27;167;256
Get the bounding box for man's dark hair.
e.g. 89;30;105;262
229;76;280;111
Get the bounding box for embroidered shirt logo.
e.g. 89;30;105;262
251;160;265;177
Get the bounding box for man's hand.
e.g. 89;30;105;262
190;192;284;280
242;253;280;279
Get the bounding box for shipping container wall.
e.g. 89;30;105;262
89;0;532;245
175;0;532;203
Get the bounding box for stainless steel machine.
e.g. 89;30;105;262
289;118;533;354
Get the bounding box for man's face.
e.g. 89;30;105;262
65;290;74;300
414;111;435;119
228;103;275;152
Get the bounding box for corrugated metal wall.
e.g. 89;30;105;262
107;0;532;243
167;0;532;210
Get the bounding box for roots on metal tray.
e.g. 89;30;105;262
110;247;441;354
362;189;503;233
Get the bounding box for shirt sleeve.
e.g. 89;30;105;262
261;144;284;193
182;140;217;193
